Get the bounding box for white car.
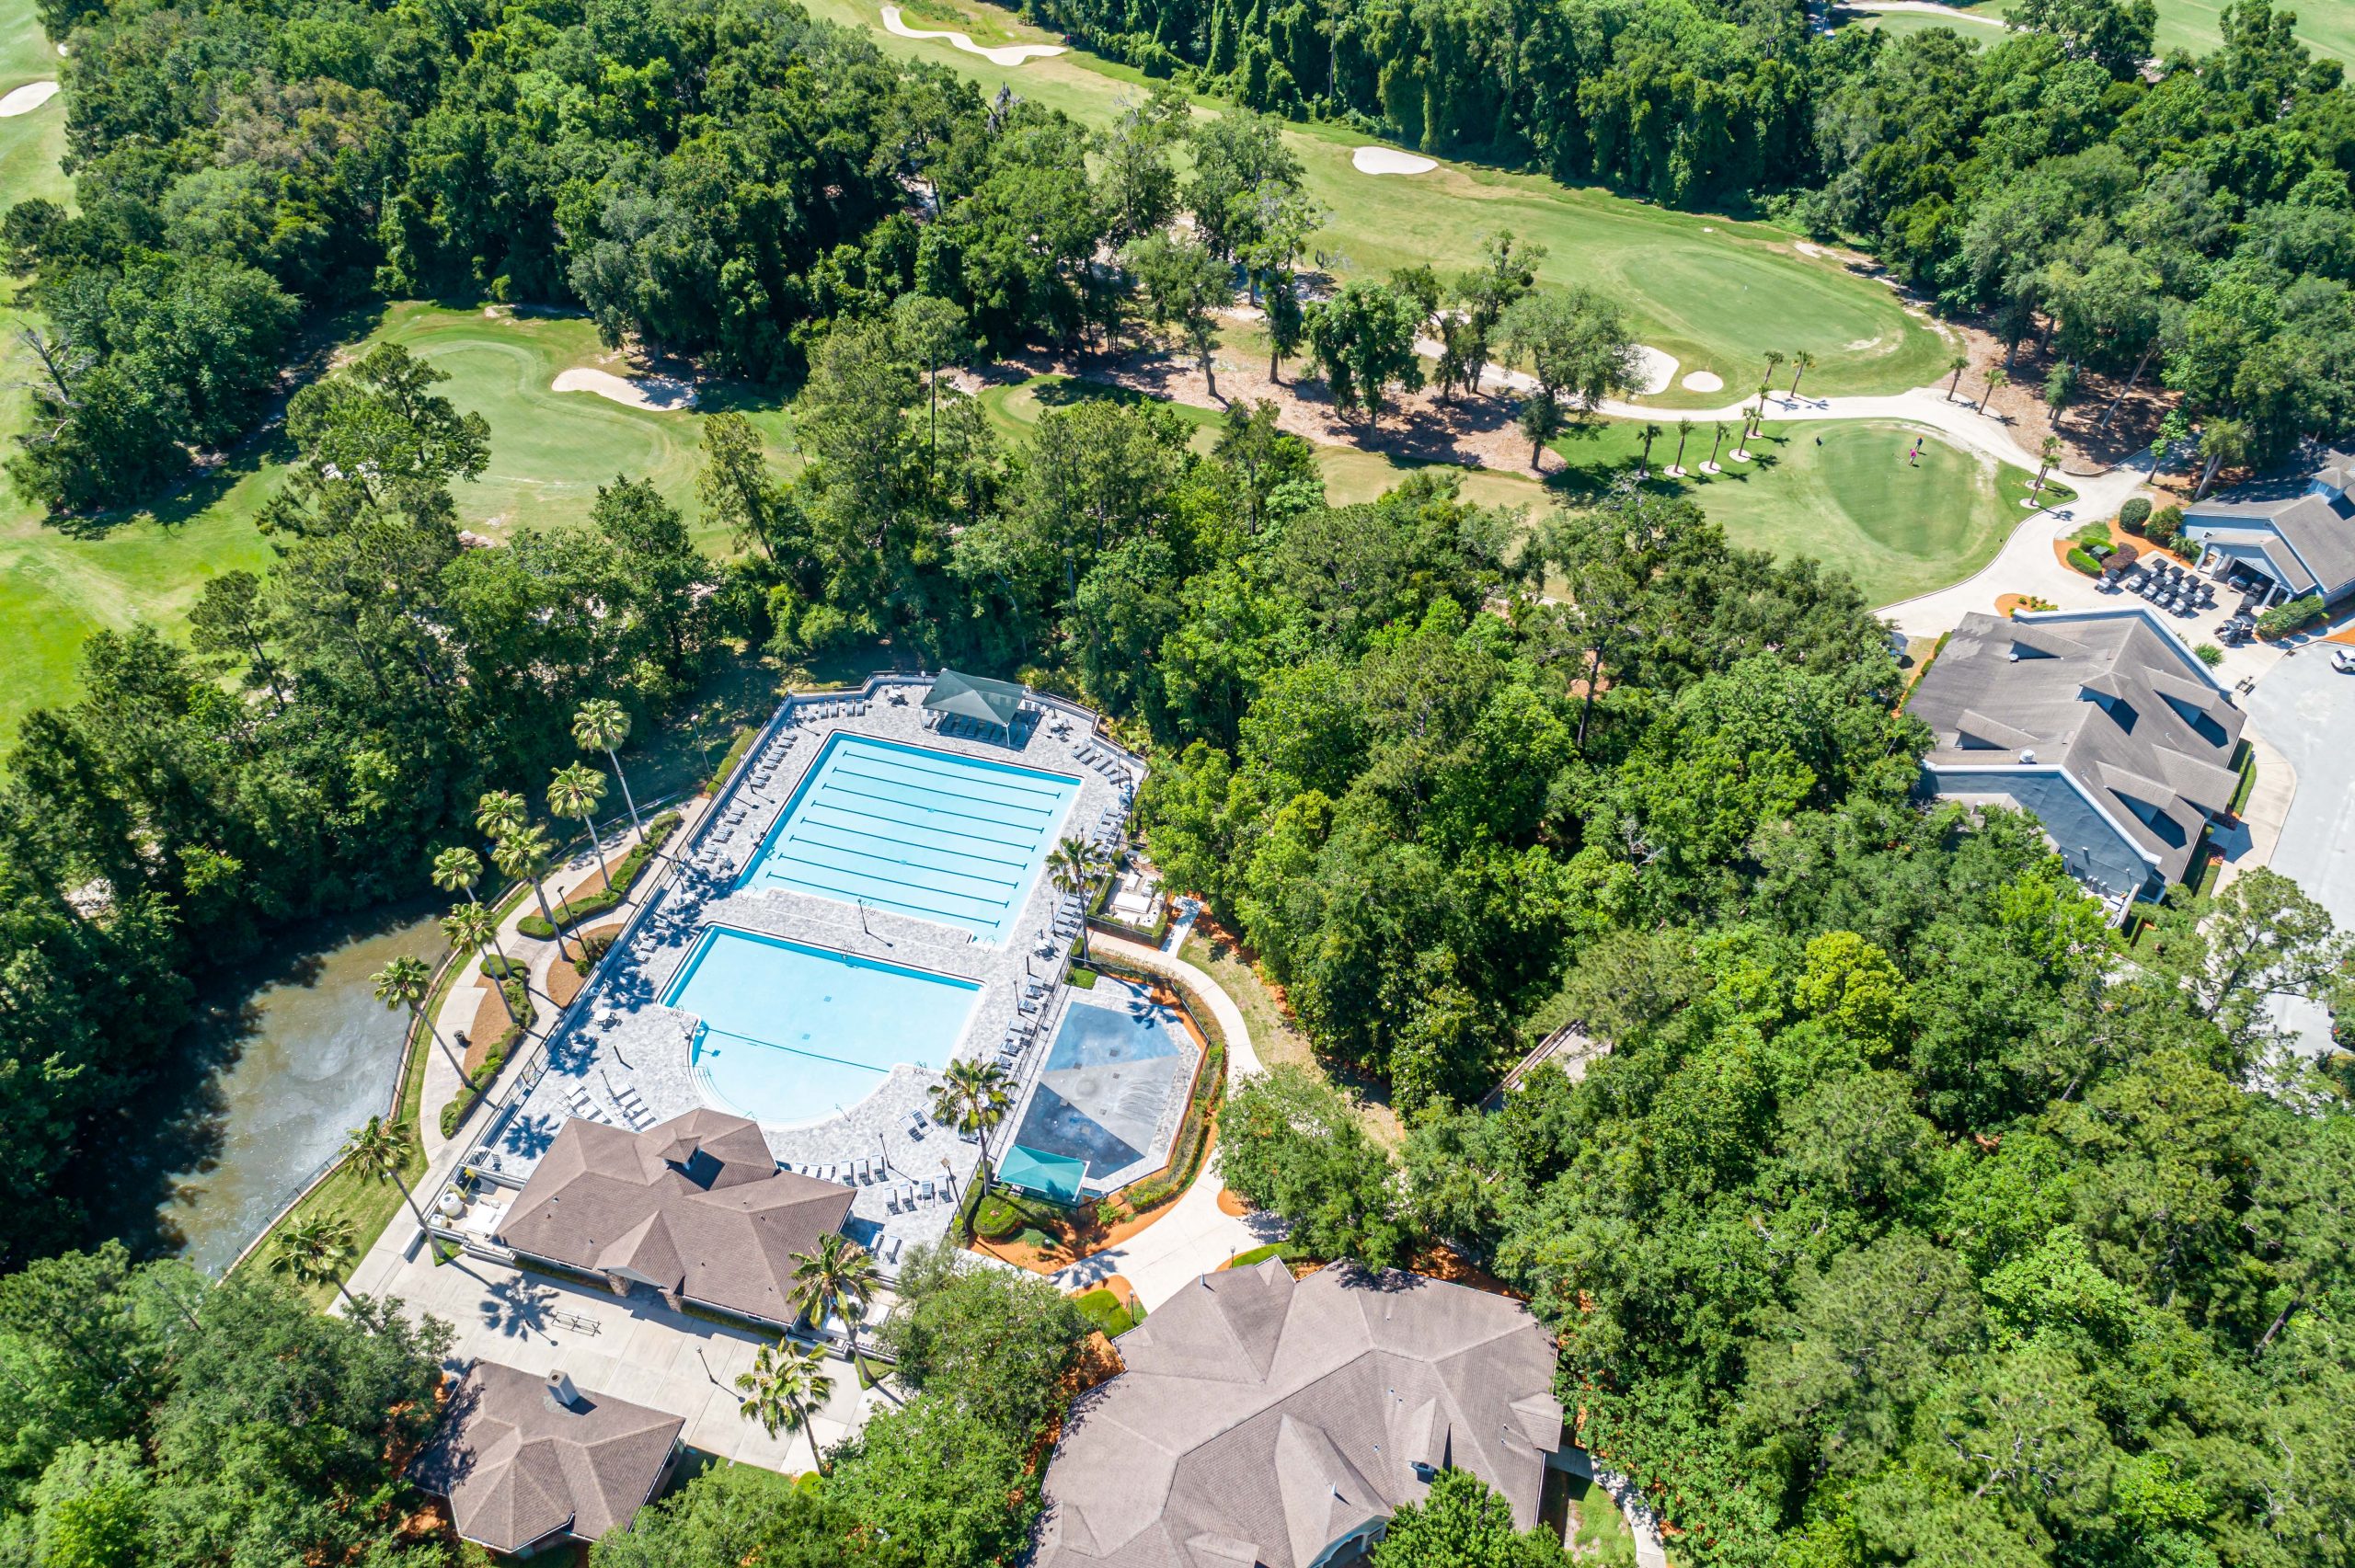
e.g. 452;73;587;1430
2333;647;2355;673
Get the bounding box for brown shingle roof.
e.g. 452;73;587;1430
496;1108;855;1324
409;1362;682;1554
1037;1264;1562;1568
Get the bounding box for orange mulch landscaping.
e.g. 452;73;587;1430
463;986;512;1072
1408;1244;1527;1302
547;962;586;1008
1216;1187;1250;1218
1995;594;2055;617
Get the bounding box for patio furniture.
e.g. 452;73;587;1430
882;1235;903;1265
900;1182;917;1210
920;1178;936;1202
905;1111;925;1138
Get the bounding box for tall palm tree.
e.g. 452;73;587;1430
1732;405;1759;462
1786;349;1815;399
373;956;466;1082
1979;365;2007;414
1757;349;1785;408
432;845;484;905
790;1233;879;1368
270;1214;358;1309
1045;836;1105;960
1945;354;1970;402
548;763;612;892
573;699;646;844
476;789;527;846
343;1116;422;1226
1705;420;1728;471
932;1059;1015;1231
1669;418;1693;475
443;902;519;1025
494;824;576;963
1635;421;1663;478
736;1338;837;1475
2032;434;2063;494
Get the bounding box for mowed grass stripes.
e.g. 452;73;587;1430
741;735;1079;939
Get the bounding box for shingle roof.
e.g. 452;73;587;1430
1036;1264;1562;1568
2184;448;2355;597
496;1108;855;1323
1905;608;2244;883
409;1362;682;1554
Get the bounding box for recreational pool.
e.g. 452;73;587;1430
1007;977;1198;1185
740;734;1079;942
667;926;981;1124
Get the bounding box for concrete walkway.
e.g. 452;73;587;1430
1050;932;1283;1309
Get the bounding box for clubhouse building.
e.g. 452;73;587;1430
2180;448;2355;609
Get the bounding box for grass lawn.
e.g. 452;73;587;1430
1844;0;2350;64
1071;1286;1140;1337
801;0;1952;405
1547;416;2028;605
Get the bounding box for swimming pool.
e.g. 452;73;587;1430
666;926;981;1124
1007;978;1198;1185
740;735;1080;942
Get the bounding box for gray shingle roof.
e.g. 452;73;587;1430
409;1361;682;1554
1036;1263;1562;1568
1905;608;2244;884
2184;448;2355;598
496;1107;855;1324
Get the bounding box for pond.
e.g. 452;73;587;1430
83;901;445;1274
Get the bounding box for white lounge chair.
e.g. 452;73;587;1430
919;1178;936;1203
883;1235;902;1265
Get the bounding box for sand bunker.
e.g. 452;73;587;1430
1681;371;1724;393
1629;346;1677;396
1352;146;1438;176
0;81;61;116
880;5;1066;63
552;367;697;410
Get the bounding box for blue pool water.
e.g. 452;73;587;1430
667;926;980;1124
1008;979;1197;1183
741;734;1080;942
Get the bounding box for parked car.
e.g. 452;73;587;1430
2332;647;2355;674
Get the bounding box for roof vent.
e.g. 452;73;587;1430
546;1369;582;1410
2019;749;2037;763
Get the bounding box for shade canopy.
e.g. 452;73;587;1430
924;670;1029;728
997;1143;1086;1204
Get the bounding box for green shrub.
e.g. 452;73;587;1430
2071;520;2112;549
518;811;682;937
2195;643;2225;667
1066;966;1097;990
477;954;527;981
2257;594;2325;638
972;1193;1027;1239
2148;504;2184;548
706;727;761;795
2065;547;2103;577
571;930;615;977
2120;497;2152;532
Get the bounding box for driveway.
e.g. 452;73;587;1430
2242;647;2355;1057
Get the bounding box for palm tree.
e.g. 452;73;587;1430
736;1338;837;1475
443;902;520;1026
1668;418;1693;475
1635;421;1662;478
573;699;646;845
1979;365;2007;414
343;1116;422;1226
1732;405;1760;462
790;1232;879;1368
932;1059;1015;1230
476;789;527;846
433;845;484;905
270;1214;358;1310
1758;349;1785;408
1705;420;1728;472
2031;434;2063;494
1786;349;1815;399
373;956;466;1082
494;824;576;963
548;763;611;892
1045;836;1105;960
1945;354;1970;402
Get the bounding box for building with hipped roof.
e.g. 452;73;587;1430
1903;606;2246;916
495;1105;856;1328
1034;1261;1565;1568
409;1361;683;1558
2180;447;2355;608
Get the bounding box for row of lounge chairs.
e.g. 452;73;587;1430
566;1081;655;1131
797;697;869;722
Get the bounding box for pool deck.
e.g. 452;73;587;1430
464;678;1145;1267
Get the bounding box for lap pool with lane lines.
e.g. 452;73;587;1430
739;735;1081;943
666;926;982;1124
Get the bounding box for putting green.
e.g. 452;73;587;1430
800;0;1950;406
1550;417;2026;603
